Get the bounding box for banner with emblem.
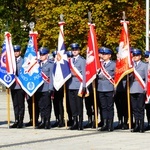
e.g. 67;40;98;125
53;21;71;91
17;35;44;96
114;20;133;88
0;32;16;88
85;23;101;87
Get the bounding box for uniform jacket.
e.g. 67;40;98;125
130;61;148;94
67;55;86;90
10;56;23;90
97;60;116;92
37;59;54;92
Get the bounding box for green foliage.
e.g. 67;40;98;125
0;0;147;56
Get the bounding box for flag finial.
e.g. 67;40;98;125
122;11;126;21
60;14;64;22
29;22;35;32
88;11;92;23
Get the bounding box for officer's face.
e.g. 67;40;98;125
132;55;141;62
102;53;111;61
40;54;48;61
145;57;149;63
72;49;80;57
14;51;21;58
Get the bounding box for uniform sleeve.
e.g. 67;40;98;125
49;62;54;91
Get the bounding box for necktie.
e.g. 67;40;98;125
103;62;106;68
134;62;137;68
15;58;18;76
73;58;76;64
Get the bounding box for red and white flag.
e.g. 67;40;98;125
114;20;133;88
85;23;100;87
146;60;150;104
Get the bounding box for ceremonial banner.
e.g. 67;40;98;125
53;21;71;91
17;35;43;96
0;32;16;88
85;23;100;87
146;59;150;104
114;20;133;87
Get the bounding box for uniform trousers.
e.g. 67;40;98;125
68;90;83;117
53;90;64;119
35;91;51;120
26;96;39;123
98;91;114;119
11;89;25;120
114;91;128;120
130;93;145;120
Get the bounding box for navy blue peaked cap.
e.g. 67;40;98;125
99;47;113;54
66;50;73;57
144;51;150;58
132;48;142;56
39;47;49;55
13;45;21;51
70;43;80;50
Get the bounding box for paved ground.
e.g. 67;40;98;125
0;91;150;150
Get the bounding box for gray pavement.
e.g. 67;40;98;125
0;91;150;150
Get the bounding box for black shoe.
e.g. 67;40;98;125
67;120;73;126
98;121;104;127
122;123;128;130
17;122;24;128
52;120;59;127
45;121;51;129
10;122;18;128
25;121;32;127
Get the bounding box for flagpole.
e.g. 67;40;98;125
29;22;36;129
7;88;10;128
63;84;68;129
88;11;98;129
122;11;132;130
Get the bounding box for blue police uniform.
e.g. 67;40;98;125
97;47;116;132
10;45;25;128
130;49;148;132
50;51;65;128
35;47;54;129
67;43;86;130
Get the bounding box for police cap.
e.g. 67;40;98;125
13;45;21;52
132;48;142;56
100;47;113;55
39;47;49;55
70;43;80;50
66;50;73;57
144;51;150;58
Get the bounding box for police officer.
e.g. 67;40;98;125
10;45;25;128
51;50;65;128
67;43;86;130
97;47;116;132
144;51;150;130
130;49;148;133
35;47;54;129
114;47;128;130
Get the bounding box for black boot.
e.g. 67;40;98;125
58;115;64;127
38;117;45;129
122;117;128;130
114;118;123;130
52;119;59;127
139;119;144;133
17;116;24;128
131;119;139;132
108;119;113;132
45;118;51;129
25;119;33;127
10;119;19;128
100;119;108;131
145;118;150;131
78;116;83;130
70;116;78;130
84;116;92;128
